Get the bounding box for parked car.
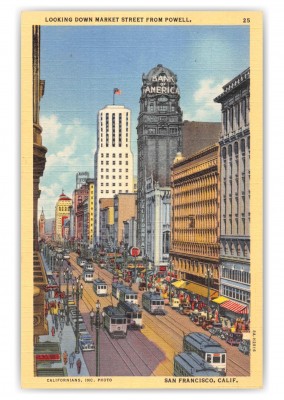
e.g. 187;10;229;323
238;339;250;355
79;259;87;267
79;334;95;352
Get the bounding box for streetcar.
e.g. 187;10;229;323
82;270;94;282
93;279;108;296
117;301;143;329
142;292;165;315
102;306;127;338
183;332;227;374
112;282;126;299
174;352;223;376
84;263;94;273
118;286;138;304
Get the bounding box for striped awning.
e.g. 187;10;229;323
220;300;248;314
212;296;228;304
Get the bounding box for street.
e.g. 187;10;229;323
54;251;250;377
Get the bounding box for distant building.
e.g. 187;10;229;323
73;183;89;239
145;176;171;269
182;121;221;158
86;178;95;246
214;68;250;317
123;217;137;249
114;193;137;247
99;198;114;249
137;64;183;255
38;208;45;240
54;192;72;242
76;171;89;189
94;104;134;243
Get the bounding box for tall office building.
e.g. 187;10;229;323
137;64;183;255
94;105;134;242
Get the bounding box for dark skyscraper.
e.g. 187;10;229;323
137;64;183;254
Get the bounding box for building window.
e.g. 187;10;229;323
112;176;115;179
106;161;109;165
101;161;104;165
113;161;116;165
112;190;115;193
126;161;128;165
119;161;122;165
101;169;104;172
119;153;122;158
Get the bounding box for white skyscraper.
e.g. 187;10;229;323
94;105;134;243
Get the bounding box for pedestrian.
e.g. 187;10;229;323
76;357;82;374
63;271;66;283
80;283;83;299
51;326;55;337
58;329;63;343
63;350;68;365
69;351;76;368
72;284;75;299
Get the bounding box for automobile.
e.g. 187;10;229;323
179;305;192;315
79;334;95;352
238;339;250;355
63;251;70;259
71;318;85;330
79;259;87;267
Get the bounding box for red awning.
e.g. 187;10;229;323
220;300;248;314
159;266;167;271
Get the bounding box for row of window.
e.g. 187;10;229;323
100;160;129;166
101;153;128;158
221;284;250;303
100;189;129;194
101;168;129;173
100;112;129;118
101;182;129;186
58;206;69;212
221;267;250;284
101;175;129;180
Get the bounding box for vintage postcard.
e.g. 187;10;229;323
21;11;263;389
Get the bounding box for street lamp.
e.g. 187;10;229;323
143;255;149;290
205;264;213;320
95;300;101;376
168;259;173;306
75;276;81;354
89;308;95;331
58;255;63;293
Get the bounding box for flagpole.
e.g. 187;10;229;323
113;90;115;105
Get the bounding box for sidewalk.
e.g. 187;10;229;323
40;252;90;376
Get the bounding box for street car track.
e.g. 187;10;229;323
69;255;171;376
